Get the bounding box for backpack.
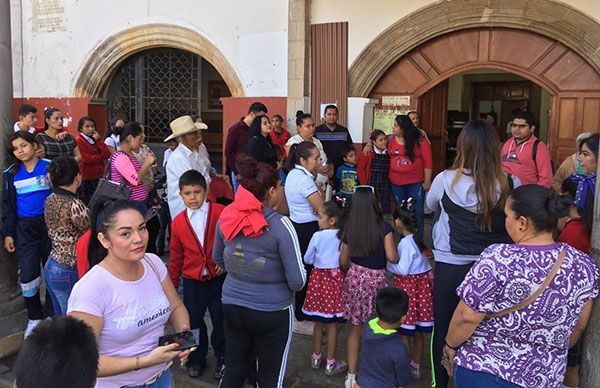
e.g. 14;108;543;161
502;138;540;165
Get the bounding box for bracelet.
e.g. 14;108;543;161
135;356;140;371
444;340;460;350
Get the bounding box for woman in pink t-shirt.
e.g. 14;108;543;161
68;199;190;388
109;122;156;215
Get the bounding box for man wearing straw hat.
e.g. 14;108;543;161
165;115;213;218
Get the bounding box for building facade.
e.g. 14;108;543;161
9;0;600;173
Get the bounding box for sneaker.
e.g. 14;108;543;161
325;360;348;376
410;364;421;379
344;373;356;388
311;354;322;370
213;362;225;380
24;319;42;338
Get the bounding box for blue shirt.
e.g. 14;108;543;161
14;159;51;217
335;164;358;198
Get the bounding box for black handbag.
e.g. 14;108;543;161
88;152;131;208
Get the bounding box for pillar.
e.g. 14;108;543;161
0;0;26;357
287;0;311;134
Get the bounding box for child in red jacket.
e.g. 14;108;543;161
75;116;111;204
169;169;226;380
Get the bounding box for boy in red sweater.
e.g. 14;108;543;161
169;170;226;379
501;111;553;188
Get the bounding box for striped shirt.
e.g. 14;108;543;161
13;159;52;217
35;132;76;160
110;151;148;201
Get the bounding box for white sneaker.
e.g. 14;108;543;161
345;373;356;388
24;319;42;338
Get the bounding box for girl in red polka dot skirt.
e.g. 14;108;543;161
387;198;433;380
302;199;348;376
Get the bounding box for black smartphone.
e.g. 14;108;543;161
158;330;199;351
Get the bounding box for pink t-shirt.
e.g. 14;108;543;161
67;254;171;388
110;151;148;201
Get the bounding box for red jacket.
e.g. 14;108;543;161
357;150;373;185
169;202;225;288
76;134;111;180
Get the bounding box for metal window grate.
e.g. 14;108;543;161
107;48;201;142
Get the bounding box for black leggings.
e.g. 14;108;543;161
220;304;293;388
291;221;319;319
431;261;473;388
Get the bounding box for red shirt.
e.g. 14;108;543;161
76;134;111;180
558;217;590;254
269;128;290;160
500;135;553;188
387;137;433;185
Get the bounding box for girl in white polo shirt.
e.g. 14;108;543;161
284;141;323;321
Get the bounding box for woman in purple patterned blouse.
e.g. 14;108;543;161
445;185;599;388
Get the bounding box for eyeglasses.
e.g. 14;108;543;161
354;185;375;193
510;123;529;129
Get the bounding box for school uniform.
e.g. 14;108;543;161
169;200;226;369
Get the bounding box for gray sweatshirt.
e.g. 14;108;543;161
426;170;520;265
213;205;306;312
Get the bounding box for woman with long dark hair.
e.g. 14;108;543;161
68;199;190;387
445;185;598;388
426;120;519;388
245;115;279;168
388;114;432;236
214;155;306;388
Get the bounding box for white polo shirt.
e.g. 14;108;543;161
284;164;319;224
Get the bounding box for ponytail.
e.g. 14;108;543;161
284;141;317;172
296;110;312;127
393;197;427;252
509;185;572;233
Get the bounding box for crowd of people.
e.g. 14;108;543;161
4;101;599;388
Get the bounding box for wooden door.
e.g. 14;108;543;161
418;79;449;176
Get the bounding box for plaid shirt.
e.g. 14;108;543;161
36;132;76;160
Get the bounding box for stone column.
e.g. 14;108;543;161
0;0;25;358
287;0;311;134
580;172;600;386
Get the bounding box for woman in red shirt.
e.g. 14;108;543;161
75;116;111;204
387;115;432;236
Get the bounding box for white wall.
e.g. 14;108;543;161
311;0;600;68
10;0;288;98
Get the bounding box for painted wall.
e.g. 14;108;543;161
10;0;289;99
311;0;600;68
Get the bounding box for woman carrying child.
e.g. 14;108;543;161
302;199;348;377
340;186;398;388
387;198;433;380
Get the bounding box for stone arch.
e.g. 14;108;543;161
349;0;600;98
73;24;244;98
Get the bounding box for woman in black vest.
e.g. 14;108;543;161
426;120;520;388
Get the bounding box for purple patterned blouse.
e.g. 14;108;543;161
455;243;599;388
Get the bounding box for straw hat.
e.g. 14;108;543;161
164;115;208;142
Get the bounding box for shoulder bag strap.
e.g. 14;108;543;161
142;255;161;282
488;248;565;319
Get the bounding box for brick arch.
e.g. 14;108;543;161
349;0;600;98
73;24;244;98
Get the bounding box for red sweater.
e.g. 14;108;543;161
500;135;553;188
357;150;373;185
387;137;433;185
76;134;111;180
558;217;590;254
169;202;225;288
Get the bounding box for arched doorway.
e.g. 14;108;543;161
360;27;600;173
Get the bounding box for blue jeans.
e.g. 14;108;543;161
454;365;522;388
390;182;425;236
127;368;172;388
43;257;78;316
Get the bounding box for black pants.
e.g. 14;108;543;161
183;276;225;367
156;201;171;253
16;216;52;319
145;214;160;254
431;261;473;388
220;304;293;388
291;220;318;319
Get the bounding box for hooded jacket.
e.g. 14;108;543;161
357;318;410;388
500;134;553;188
426;170;520;265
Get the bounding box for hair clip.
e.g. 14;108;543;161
334;195;349;208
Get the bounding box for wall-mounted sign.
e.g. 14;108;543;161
381;95;411;107
373;108;411;135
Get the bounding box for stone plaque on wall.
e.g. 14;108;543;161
32;0;67;33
